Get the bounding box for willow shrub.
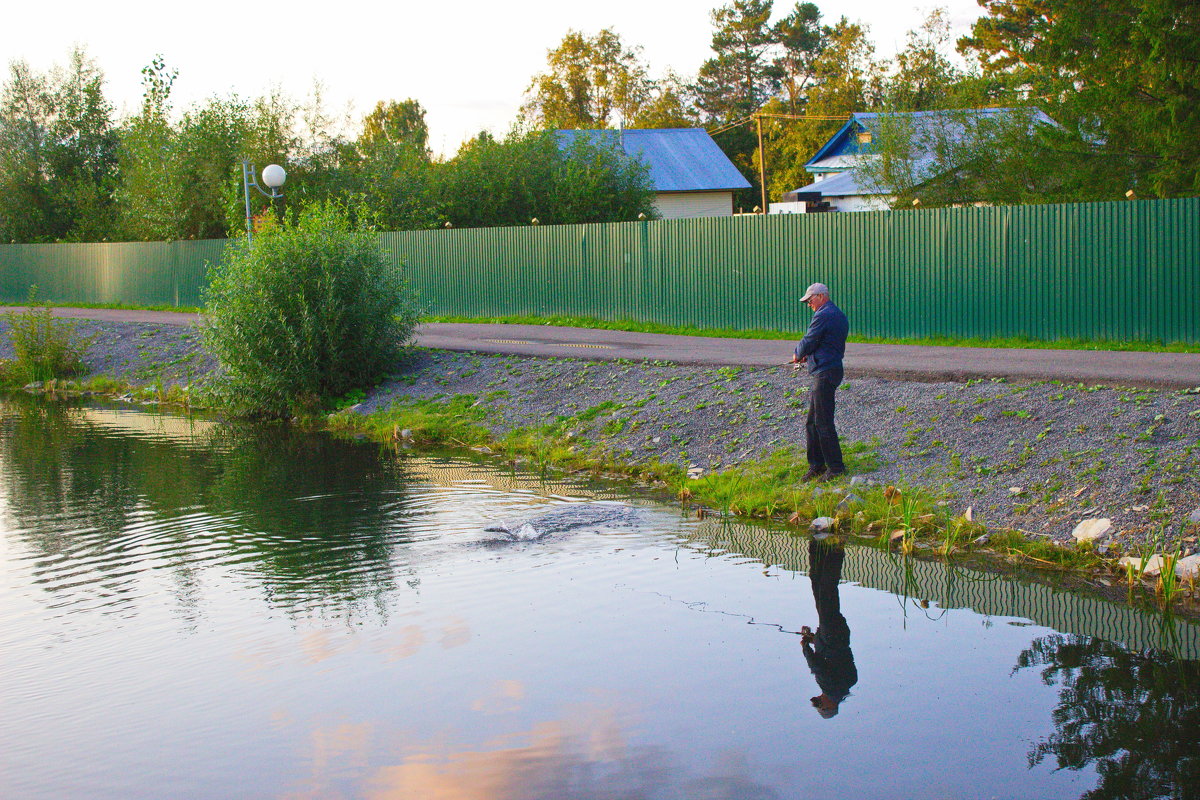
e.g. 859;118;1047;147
202;203;420;417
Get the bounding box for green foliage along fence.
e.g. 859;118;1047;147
2;199;1198;342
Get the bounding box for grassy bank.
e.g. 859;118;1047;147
0;301;202;314
325;392;1200;612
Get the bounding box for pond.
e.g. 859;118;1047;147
1;394;1198;800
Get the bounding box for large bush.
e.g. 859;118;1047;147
202;203;419;417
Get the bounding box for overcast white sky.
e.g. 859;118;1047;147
2;0;986;156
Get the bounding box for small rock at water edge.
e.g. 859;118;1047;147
1071;518;1112;543
810;516;835;532
1119;554;1165;577
1171;554;1200;578
1175;554;1200;580
836;493;863;510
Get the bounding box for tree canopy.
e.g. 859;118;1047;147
1;0;1197;243
959;0;1200;197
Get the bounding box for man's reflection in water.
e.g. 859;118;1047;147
801;538;858;719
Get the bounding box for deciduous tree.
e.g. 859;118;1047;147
0;47;118;242
521;29;653;129
359;99;430;157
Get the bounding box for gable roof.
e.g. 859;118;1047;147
804;108;1056;176
556;128;751;193
794;107;1056;197
792;170;872;198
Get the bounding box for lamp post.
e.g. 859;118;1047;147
242;161;286;243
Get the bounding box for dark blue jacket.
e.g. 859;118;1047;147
795;301;849;375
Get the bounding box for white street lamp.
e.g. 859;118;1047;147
242;161;287;243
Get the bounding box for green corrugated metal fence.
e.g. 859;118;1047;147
384;198;1200;343
2;199;1198;342
0;239;225;308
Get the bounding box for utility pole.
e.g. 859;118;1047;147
741;113;847;216
755;116;767;214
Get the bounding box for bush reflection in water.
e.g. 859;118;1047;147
0;393;415;613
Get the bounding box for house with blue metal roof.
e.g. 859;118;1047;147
557;128;751;219
780;108;1056;212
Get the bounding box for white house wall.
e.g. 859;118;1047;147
829;195;893;212
653;191;734;219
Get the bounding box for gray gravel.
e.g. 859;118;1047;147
0;319;212;388
3;319;1197;554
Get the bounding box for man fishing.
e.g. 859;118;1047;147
791;282;849;482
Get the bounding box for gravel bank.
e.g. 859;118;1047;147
4;319;1198;554
0;319;212;388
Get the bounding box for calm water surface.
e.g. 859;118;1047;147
1;395;1198;800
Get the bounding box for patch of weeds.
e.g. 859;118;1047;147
576;401;620;422
716;366;740;381
1;291;94;386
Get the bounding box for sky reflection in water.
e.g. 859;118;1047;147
1;395;1197;799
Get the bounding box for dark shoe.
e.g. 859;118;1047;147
802;467;826;482
816;470;846;483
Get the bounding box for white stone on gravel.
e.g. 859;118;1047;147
1071;518;1112;542
1188;507;1200;525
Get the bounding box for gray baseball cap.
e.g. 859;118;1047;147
800;283;830;302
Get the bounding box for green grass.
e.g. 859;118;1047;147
0;301;202;314
425;313;1200;353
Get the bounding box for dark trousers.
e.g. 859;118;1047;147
806;367;844;473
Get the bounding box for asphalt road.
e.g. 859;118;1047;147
5;307;1198;389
